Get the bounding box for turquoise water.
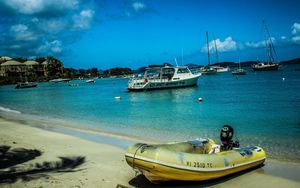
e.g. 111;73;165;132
1;65;300;161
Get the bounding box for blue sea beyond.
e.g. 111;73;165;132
1;64;300;161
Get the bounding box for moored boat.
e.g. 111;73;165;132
49;78;71;83
15;82;37;89
200;32;217;75
211;66;230;73
232;59;246;75
125;138;266;182
252;21;279;71
200;66;217;75
252;62;279;71
232;68;246;75
86;79;95;83
128;65;201;91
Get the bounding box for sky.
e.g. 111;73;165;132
0;0;300;69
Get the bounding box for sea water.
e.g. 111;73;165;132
0;65;300;162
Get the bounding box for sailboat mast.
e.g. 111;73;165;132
206;32;211;66
262;20;277;63
213;34;219;64
262;20;270;63
181;48;183;65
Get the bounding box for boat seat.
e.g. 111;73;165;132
156;139;215;155
187;139;215;154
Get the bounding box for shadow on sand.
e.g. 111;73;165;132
0;145;85;184
128;164;264;188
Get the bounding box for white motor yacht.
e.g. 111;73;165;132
128;65;201;91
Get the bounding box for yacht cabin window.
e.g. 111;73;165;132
177;68;190;74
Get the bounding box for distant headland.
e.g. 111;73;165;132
0;55;299;85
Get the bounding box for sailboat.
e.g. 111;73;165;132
210;35;230;73
252;21;279;71
232;58;246;75
200;32;217;75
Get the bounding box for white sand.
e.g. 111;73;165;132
1;118;300;188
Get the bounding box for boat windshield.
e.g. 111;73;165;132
145;69;160;79
177;67;190;74
162;68;175;79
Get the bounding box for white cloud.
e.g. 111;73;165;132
0;0;97;57
123;0;155;18
41;19;67;34
244;37;276;48
292;22;300;35
132;2;146;12
292;36;300;42
290;22;300;44
10;44;22;49
4;0;44;14
2;0;79;15
9;24;38;41
37;40;62;54
72;9;95;30
202;37;237;53
245;40;265;48
281;36;287;40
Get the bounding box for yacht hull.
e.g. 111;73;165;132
128;75;200;91
252;64;279;71
15;84;37;89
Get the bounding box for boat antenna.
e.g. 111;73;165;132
206;31;211;66
213;33;219;64
174;57;179;67
181;48;184;66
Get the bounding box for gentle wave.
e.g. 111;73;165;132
0;106;21;114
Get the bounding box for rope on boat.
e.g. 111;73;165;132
132;143;147;177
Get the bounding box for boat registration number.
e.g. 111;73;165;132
186;161;213;168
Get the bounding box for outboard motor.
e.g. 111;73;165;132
220;125;239;151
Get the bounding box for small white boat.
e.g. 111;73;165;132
86;79;95;83
200;66;217;75
128;65;201;91
211;66;230;72
232;68;246;75
15;82;37;89
49;78;71;83
232;59;246;75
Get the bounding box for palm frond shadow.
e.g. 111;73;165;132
0;145;85;184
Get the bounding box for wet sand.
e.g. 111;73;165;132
0;117;300;188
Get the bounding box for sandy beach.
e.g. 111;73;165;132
1;117;300;188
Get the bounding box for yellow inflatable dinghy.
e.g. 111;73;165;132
125;138;266;182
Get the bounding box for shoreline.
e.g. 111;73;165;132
0;117;135;188
1;117;300;187
0;110;156;148
1;108;300;164
1;112;298;165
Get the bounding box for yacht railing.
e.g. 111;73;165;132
130;77;171;83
